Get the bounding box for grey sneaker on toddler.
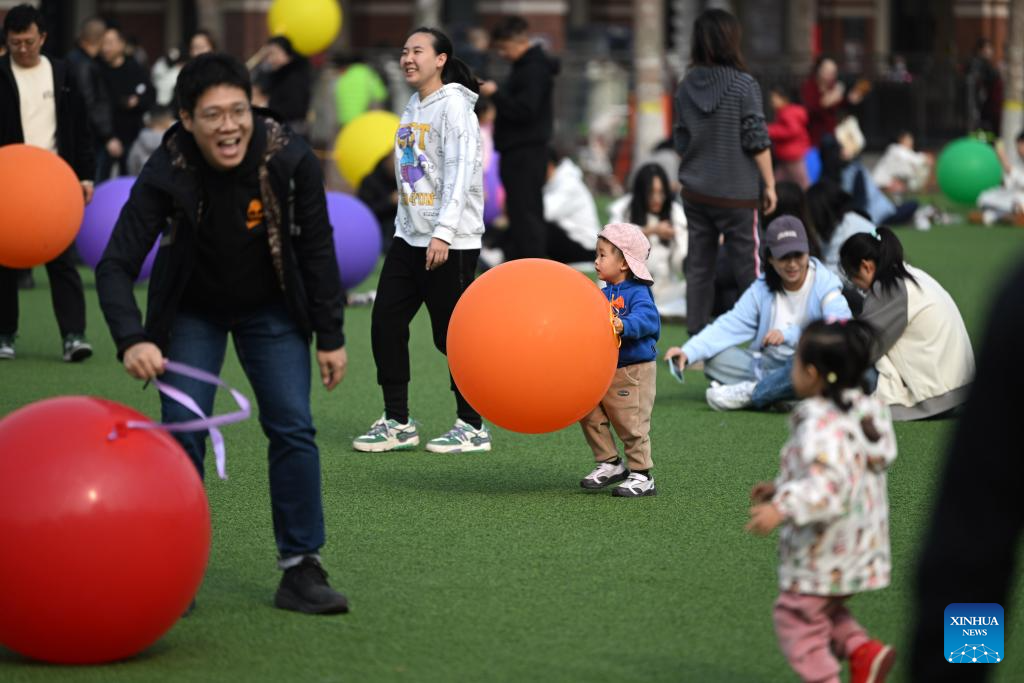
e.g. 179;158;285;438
612;472;657;497
580;459;628;489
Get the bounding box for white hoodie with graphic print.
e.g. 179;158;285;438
393;83;483;250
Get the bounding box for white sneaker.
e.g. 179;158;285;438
352;415;420;452
425;419;492;453
612;472;657;497
580;460;628;489
479;247;504;269
913;206;933;231
706;381;757;411
0;335;13;360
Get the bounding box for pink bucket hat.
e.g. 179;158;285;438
599;222;654;284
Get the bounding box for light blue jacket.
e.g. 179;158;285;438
681;258;852;363
823;211;876;277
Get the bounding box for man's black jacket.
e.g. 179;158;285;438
492;44;559;153
0;53;95;179
95;114;345;357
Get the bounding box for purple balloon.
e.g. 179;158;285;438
325;192;382;290
77;177;158;281
483;151;505;225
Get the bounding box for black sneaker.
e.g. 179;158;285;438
62;334;93;362
274;557;349;615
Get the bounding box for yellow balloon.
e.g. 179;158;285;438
267;0;342;57
333;111;400;189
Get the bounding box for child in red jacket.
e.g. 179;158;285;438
768;86;812;189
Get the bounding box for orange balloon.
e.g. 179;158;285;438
0;144;84;268
447;259;619;434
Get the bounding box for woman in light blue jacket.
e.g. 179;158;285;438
664;216;852;410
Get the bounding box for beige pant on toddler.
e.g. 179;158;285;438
579;360;656;471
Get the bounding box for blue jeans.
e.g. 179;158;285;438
161;303;325;559
704;347;796;409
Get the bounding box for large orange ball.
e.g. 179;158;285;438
0;144;84;268
448;259;618;433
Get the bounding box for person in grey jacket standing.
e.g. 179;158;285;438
673;8;776;337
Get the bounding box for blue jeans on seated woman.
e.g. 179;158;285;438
160;302;325;560
705;347;881;409
703;347;796;409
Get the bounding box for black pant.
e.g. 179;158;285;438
0;244;87;337
712;244;741;317
683;200;761;336
371;237;480;422
545;221;594;264
499;145;548;259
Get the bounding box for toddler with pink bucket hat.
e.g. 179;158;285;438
579;223;661;497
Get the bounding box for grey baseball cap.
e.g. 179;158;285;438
765;215;809;258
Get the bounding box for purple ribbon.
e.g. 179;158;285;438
108;361;251;480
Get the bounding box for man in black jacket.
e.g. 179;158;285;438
97;24;154;179
66;16;117;178
96;53;350;615
0;4;95;362
480;17;558;260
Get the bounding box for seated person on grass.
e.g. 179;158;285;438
975;130;1024;226
541;147;600;265
840;227;974;421
607;162;688;318
664;216;851;412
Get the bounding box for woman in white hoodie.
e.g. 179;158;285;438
353;28;491;454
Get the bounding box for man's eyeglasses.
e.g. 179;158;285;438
196;104;252;128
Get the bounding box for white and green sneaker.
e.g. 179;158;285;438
425;419;492;453
352;415;420;452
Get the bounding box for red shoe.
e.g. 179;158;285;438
849;640;896;683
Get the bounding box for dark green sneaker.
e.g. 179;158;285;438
425;419;492;453
352;414;420;452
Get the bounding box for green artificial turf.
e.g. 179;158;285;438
1;224;1023;682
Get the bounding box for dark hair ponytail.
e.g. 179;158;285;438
797;319;878;411
410;27;480;93
806;179;857;246
838;226;917;293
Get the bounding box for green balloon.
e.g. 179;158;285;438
936;138;1003;205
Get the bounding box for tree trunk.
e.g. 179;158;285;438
634;0;666;162
1002;0;1024;149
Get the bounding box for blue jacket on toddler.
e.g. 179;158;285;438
604;279;660;367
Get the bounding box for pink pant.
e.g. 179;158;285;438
773;592;870;683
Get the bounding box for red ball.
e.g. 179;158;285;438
447;259;619;433
0;397;210;664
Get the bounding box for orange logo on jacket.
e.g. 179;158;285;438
246;199;263;230
610;295;625;312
